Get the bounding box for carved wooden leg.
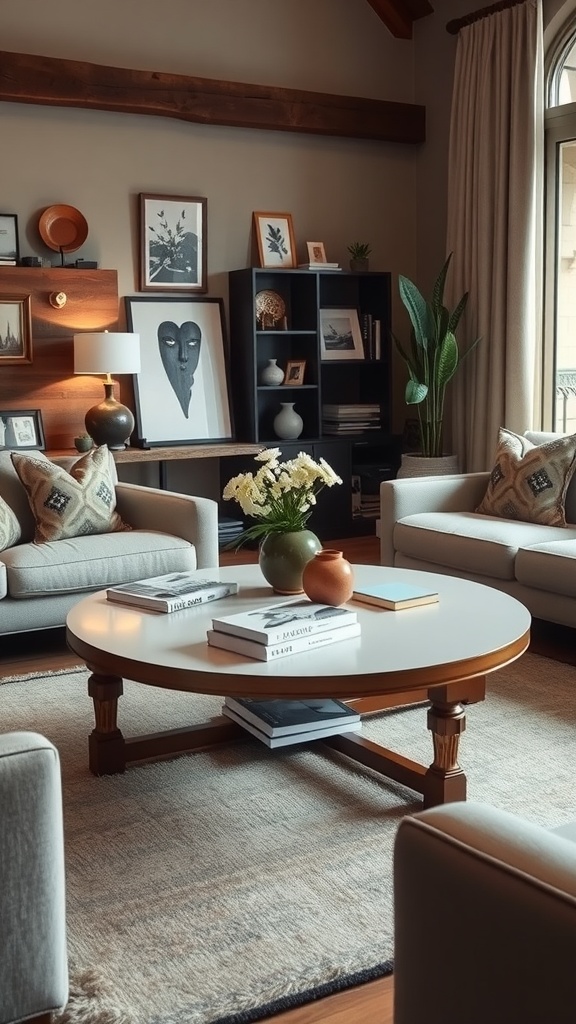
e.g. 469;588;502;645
87;670;126;775
423;698;467;808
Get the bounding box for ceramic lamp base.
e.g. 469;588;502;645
85;383;134;450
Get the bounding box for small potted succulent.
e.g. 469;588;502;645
347;242;372;272
74;432;93;453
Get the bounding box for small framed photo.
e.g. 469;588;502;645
0;214;19;263
0;294;33;364
253;212;296;269
284;359;306;385
320;308;364;360
306;242;327;264
0;409;45;450
139;193;207;293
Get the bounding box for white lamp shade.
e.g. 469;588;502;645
74;332;141;375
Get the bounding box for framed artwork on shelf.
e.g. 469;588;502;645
284;359;306;385
139;193;207;293
0;214;19;264
319;308;364;361
306;242;327;264
125;295;233;447
0;409;45;450
253;212;297;269
0;294;32;364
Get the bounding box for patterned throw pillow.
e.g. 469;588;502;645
0;494;21;551
11;445;130;544
476;428;576;526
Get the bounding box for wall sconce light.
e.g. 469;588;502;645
49;291;67;308
73;331;141;450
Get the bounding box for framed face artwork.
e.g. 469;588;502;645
253;212;297;269
0;294;33;364
125;296;233;447
139;193;207;292
0;409;45;450
319;308;364;360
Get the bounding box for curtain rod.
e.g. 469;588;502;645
446;0;526;34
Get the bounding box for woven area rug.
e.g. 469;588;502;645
1;652;575;1024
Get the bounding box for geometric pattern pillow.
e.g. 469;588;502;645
10;445;130;544
475;427;576;526
0;494;21;551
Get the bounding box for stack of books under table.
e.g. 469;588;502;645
207;598;361;662
222;697;362;748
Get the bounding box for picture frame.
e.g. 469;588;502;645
319;308;364;361
0;409;45;450
306;242;327;264
139;193;207;293
0;214;19;263
284;359;306;385
253;212;297;269
0;294;33;364
125;295;233;447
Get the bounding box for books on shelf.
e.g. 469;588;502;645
207;621;361;661
222;705;362;747
211;598;358;645
351;583;439;611
298;262;341;270
106;572;239;613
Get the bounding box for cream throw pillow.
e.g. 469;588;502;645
11;445;130;544
476;428;576;526
0;494;21;551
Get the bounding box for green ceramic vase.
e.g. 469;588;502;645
258;530;322;595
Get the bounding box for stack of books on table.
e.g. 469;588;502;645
106;572;239;613
207;598;360;661
222;696;362;748
322;403;381;435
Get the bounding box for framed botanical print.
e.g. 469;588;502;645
0;294;32;364
139;193;207;292
253;212;296;269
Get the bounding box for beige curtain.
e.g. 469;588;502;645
446;0;543;472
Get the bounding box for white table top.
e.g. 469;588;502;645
66;564;531;700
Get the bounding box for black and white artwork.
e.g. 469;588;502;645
319;308;364;360
0;295;32;364
253;212;296;269
139;194;207;293
125;296;233;447
0;409;45;450
0;214;19;263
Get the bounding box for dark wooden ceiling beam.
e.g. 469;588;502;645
0;50;425;145
366;0;434;39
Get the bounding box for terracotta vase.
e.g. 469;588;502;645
258;530;322;594
302;548;355;606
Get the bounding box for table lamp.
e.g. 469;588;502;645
74;331;141;450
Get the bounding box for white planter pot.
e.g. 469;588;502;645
397;453;460;478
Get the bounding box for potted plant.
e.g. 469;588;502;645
347;242;372;272
392;252;480;475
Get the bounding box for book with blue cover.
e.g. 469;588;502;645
351;583;439;611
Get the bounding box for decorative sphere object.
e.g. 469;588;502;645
302;549;355;606
259;358;285;386
255;290;286;328
273;402;303;440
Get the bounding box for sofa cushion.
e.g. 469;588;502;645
0;449;51;542
2;531;197;598
11;446;129;544
393;511;576;580
515;539;576;597
0;495;21;551
0;559;6;599
476;428;576;526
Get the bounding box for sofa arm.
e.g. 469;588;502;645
0;732;68;1024
115;482;219;569
393;802;576;1024
379;472;490;565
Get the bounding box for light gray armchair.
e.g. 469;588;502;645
393;801;576;1024
0;732;68;1024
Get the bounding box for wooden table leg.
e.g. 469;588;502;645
422;696;467;808
87;670;126;775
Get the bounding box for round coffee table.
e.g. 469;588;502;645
66;563;531;808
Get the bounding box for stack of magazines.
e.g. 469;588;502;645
222;696;362;747
207;598;360;661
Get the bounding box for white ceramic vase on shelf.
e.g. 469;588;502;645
273;402;303;440
259;358;285;386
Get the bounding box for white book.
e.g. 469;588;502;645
106;572;239;613
222;705;362;748
211;598;358;645
351;583;439;611
207;621;361;661
223;695;360;736
298;263;341;270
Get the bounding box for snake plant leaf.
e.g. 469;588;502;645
436;331;459;386
399;275;430;349
431;252;453;310
448;291;469;333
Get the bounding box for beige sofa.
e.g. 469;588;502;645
379;431;576;628
0;449;219;635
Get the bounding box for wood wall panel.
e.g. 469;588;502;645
0;268;125;449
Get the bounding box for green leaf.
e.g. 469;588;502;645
431;252;453;310
435;332;459;386
405;379;428;404
399;276;428;347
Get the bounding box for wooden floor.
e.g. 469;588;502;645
2;532;574;1024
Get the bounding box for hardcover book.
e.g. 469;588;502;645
222;706;362;747
211;599;358;645
106;572;239;613
207;621;361;661
351;583;439;611
222;695;361;737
